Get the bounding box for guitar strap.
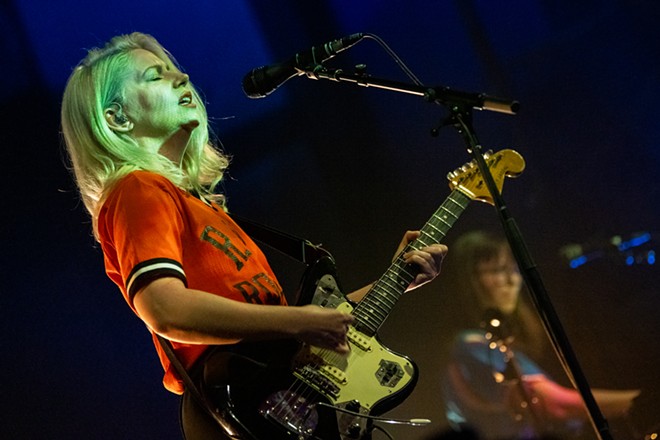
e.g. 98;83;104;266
156;214;334;435
228;213;333;264
155;333;232;428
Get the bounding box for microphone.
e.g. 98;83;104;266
242;33;365;98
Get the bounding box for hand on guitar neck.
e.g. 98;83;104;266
346;230;448;304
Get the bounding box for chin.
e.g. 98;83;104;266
502;306;517;315
181;120;201;131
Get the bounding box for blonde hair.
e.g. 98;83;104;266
61;32;229;238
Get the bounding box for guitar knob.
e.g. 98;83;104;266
346;423;363;439
345;400;361;412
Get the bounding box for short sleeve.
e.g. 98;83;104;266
99;172;188;307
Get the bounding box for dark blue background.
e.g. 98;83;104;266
2;1;658;439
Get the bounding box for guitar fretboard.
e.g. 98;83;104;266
352;189;472;336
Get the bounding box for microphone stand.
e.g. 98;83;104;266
303;65;615;440
482;310;544;437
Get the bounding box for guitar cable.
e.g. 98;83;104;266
315;402;431;426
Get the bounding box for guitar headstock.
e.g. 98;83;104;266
447;149;525;205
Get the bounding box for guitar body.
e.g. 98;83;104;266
201;256;418;439
201;339;339;440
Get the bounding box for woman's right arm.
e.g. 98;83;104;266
134;277;354;352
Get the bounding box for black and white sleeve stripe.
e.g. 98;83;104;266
126;258;187;300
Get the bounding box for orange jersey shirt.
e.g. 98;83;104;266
98;171;286;393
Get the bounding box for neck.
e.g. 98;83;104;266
135;125;195;163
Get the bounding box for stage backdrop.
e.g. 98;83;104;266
2;1;658;439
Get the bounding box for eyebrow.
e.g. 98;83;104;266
141;62;171;78
143;64;162;75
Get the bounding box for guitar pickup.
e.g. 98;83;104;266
319;364;347;385
347;327;371;352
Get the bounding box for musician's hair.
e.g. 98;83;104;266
444;231;545;359
61;32;229;239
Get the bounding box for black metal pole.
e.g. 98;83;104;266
450;108;614;440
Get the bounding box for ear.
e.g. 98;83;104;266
104;104;134;133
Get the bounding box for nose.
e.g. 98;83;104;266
173;72;189;88
504;268;522;284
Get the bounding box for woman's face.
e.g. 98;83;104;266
472;249;522;314
119;48;200;157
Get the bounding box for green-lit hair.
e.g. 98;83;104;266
61;32;229;238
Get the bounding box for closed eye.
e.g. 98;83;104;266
143;64;165;82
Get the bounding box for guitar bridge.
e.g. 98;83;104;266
294;365;341;399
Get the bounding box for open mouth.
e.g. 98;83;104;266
179;91;194;106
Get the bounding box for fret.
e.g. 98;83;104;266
382;272;412;292
446;193;469;210
368;284;397;302
358;292;392;312
370;288;397;309
361;296;389;316
436;208;458;224
358;311;386;326
440;203;463;218
440;203;462;217
380;279;406;299
357;312;384;327
365;284;400;308
424;222;444;238
433;213;454;230
415;236;432;247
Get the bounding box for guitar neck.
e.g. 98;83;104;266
352;189;472;336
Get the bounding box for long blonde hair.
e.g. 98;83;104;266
61;32;229;238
